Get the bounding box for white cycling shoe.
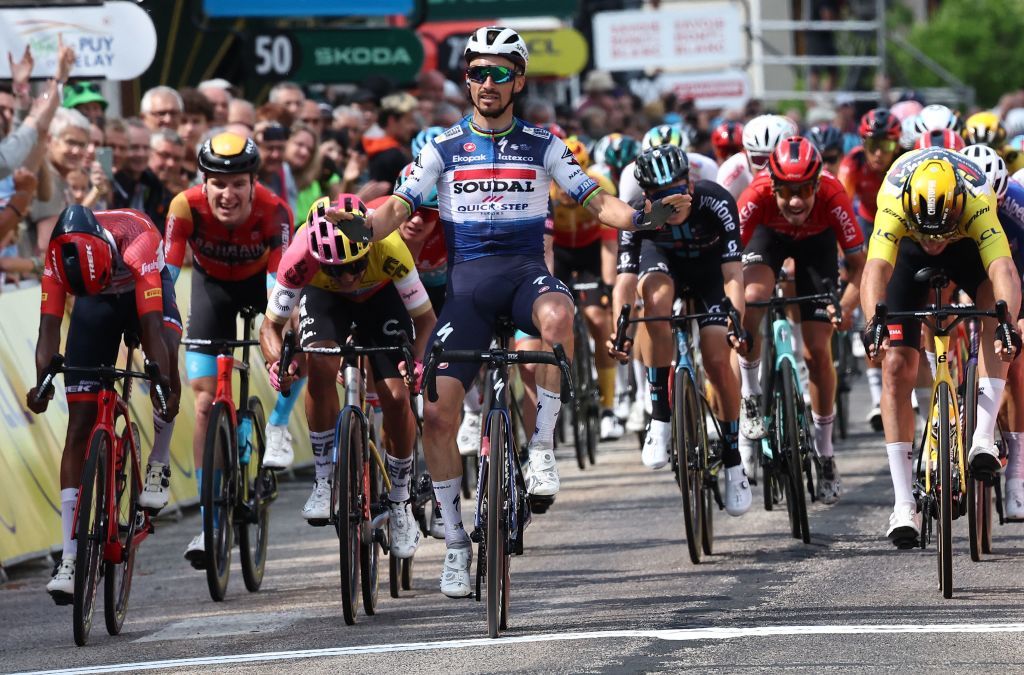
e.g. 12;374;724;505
1005;478;1024;521
968;444;1001;478
388;500;420;559
740;395;767;440
600;411;624;441
886;502;921;549
138;462;170;511
626;399;647;433
642;419;671;469
526;445;560;496
816;457;842;505
457;412;481;457
184;532;206;569
739;436;760;483
440;545;472;598
302;477;331;525
263;423;294;470
47;557;75;603
724;465;752;516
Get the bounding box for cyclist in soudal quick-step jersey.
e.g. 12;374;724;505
163;133;294;569
738;136;867;506
320;25;683;599
28;205;180;601
260;194;436;559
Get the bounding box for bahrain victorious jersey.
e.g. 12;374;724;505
393;116;603;264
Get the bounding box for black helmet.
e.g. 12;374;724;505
634;145;689;189
806;124;844;154
198;132;261;176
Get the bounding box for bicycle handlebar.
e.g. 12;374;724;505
33;354;168;417
869;300;1011;354
279;330;417;396
613;300;746;348
422;341;575;404
180;337;261;349
613;304;632;353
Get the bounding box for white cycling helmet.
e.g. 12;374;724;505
899;116;920;151
1003;108;1024;139
913;104;961;134
962;144;1009;202
742;114;798;170
464;26;529;71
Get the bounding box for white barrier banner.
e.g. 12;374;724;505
657;69;751;109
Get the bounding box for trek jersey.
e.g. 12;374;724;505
551;169;618;248
837;146;885;221
617;180;742;273
393;116;603;263
41;209;164;317
164;183;292;281
738;172;865;252
869;147;1010;268
266;229;430;324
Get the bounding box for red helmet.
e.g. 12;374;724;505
859;108;901;140
47;205;114;296
914;128;965;151
768;136;823;184
711;121;744;161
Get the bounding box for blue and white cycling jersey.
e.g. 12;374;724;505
999;179;1024;278
394;116;603;264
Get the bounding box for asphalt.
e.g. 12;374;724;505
4;379;1024;674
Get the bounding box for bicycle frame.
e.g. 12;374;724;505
923;332;965;496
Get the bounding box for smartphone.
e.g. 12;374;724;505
95;147;114;181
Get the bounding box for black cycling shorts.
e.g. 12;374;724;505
884;237;987;348
298;284;413;382
553;240;606;308
426;254;573;389
185;269;267;355
742;225;839;322
425;283;446;314
638;240;728;329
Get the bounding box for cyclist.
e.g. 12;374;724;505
164;132;294;567
550;136;623;440
738;137;866;505
710;120;744;164
393;163;446;312
320;25;680;598
591;132;641;187
618;125;718;204
27;205;180;601
837;108;902;430
807;124;844;176
912;104;962;136
915;128;966;151
860;147;1022;546
716;114;798;200
608;145;752;514
962;112;1007;150
260;195;436;557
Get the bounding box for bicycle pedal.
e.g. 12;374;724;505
305;518;330;528
528;494;554;514
49;590;74;606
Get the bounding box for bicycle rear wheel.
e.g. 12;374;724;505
962;361;986;562
486;413;510;638
335;408;362;625
73;430;109;647
239;397;271;592
572;317;589;471
674;369;704;564
361;443;383;616
937;382;954;598
104;423;140;636
202;402;235;602
781;361;810;543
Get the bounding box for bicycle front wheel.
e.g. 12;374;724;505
104;422;140;636
937;382;954;598
962;360;986;562
486;413;511;638
202;402;235;602
674;369;704;564
335;408;362;625
781;360;810;544
74;429;109;647
572;318;589;471
239;397;271;592
361;443;383;616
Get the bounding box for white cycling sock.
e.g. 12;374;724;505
310;429;334;480
924;350;937;379
531;385;561;448
914;388;931;427
739;357;761;397
463;381;481;414
866;368;883;408
972;377;1006;449
1005;432;1024;479
886;442;915;508
386;454;413;502
61;488;79;558
432;477;469;547
812;410;835;458
148;411;173;466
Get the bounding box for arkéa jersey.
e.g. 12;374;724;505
41;209;164;317
266;228;430;324
393;116;603;264
869;147;1010;268
837;146;884;221
164;183;292;281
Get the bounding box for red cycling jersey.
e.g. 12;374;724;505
738;172;864;251
164;183;292;281
41;209;164;317
837;147;884;221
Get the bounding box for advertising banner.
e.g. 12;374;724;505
657;69;752;110
204;0;415;17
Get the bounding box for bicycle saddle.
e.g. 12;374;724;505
913;267;950;289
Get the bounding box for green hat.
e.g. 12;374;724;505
63;81;108;111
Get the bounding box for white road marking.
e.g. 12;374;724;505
17;622;1024;674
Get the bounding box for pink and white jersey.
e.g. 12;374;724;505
716;152;753;200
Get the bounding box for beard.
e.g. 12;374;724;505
474;90;514;119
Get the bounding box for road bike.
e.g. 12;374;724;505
280;331;416;625
423;317;573;638
181;307;277;602
568;275;602;469
34;345;168;646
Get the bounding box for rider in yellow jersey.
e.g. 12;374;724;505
860;147;1022;548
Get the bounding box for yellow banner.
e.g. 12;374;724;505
0;269;312;567
521;29;589;78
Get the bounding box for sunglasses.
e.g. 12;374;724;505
773;180;817;200
864;137;898;154
648;184;689;201
67;81;101;95
466;65;519;85
323;256;369;278
748;152;771;171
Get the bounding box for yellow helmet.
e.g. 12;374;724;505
564;136;591;171
901;159;966;239
305;195;371;266
962;111;1006;148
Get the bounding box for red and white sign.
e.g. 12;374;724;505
657;69;751;110
592;4;744;73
